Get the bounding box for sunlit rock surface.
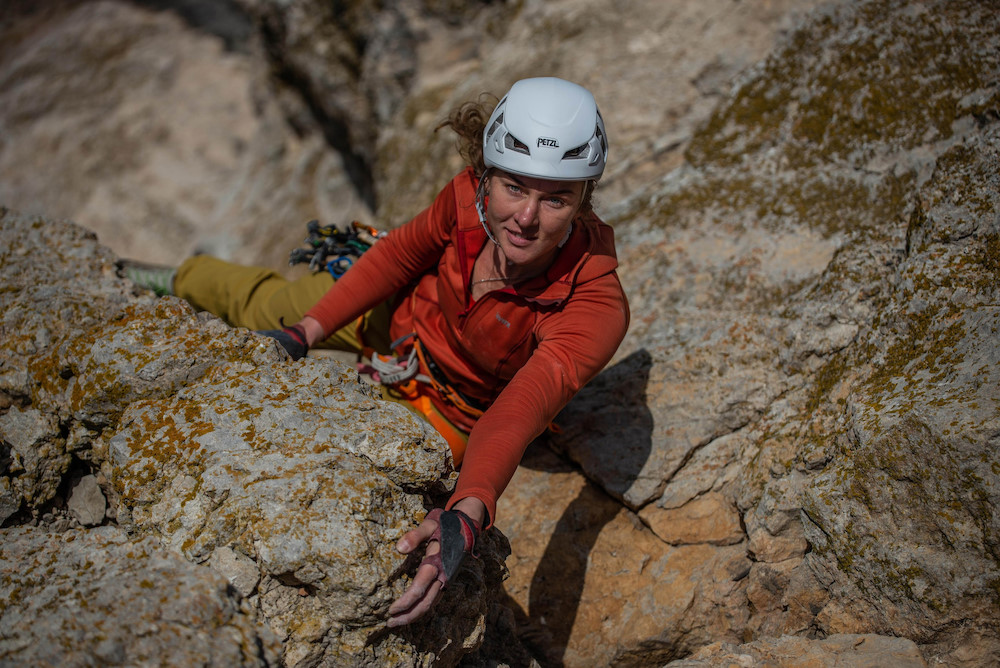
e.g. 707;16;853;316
2;0;998;665
667;633;928;667
527;0;999;664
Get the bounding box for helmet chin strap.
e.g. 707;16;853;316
558;222;573;248
476;170;500;246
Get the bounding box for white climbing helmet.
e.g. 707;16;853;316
482;77;608;182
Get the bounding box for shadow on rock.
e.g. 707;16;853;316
508;349;654;666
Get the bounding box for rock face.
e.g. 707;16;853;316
0;1;374;269
0;525;282;666
518;0;999;665
0;209;524;666
0;0;820;267
670;633;929;667
3;0;999;666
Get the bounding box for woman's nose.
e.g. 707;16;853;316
514;199;537;226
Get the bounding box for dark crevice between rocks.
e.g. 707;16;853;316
0;440;11;478
129;0;377;210
2;453;109;530
0;390;31;412
738;501;753;563
423;480;460;508
273;68;376;212
973;107;1000;128
0;439;22;529
274;571;318;597
251;627;275;667
257;19;377;212
127;0;254;52
610;638;686;668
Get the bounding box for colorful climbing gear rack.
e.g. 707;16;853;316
287;220;385;278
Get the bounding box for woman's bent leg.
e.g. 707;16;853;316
174;256;393;354
174;256;334;330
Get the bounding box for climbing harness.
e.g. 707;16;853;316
357;331;483;465
287;219;385;278
358;327;559;463
362;333;429;386
415;342;487;419
360;334;486;421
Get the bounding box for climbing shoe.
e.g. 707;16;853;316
118;259;177;297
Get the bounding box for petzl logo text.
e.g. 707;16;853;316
537;137;559;148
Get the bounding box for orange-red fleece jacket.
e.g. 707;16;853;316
306;168;629;525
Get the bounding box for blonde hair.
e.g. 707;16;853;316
435;94;497;178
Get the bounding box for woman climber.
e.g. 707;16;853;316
123;76;629;626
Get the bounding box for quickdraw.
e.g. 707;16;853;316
288;219;385;277
363;333;431;386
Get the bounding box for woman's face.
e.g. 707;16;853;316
486;170;586;273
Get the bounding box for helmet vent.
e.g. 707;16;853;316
504;133;530;155
485;113;504;144
562;144;589;160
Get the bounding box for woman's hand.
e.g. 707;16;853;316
297;316;326;347
387;513;445;627
387;498;487;628
256;324;308;360
255;316;326;361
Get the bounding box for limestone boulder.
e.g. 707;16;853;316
106;350;457;663
0;525;281;666
1;211;130;521
0;208;526;666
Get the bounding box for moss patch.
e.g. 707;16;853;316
687;0;1000;170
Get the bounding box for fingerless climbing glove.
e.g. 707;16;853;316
419;508;481;587
257;323;309;361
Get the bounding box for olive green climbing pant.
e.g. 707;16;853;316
173;255;393;355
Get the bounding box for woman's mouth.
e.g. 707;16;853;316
505;228;533;248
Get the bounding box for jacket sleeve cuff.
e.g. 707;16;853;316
445;490;497;531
